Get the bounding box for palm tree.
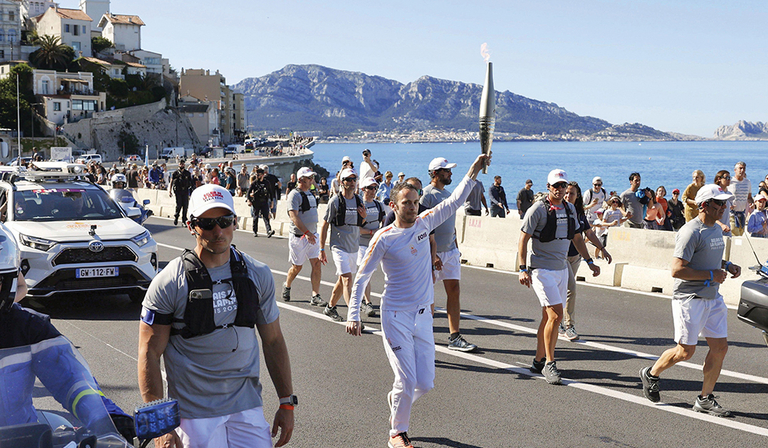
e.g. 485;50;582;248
29;35;71;70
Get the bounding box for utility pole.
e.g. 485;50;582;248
16;74;21;159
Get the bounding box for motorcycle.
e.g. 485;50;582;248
109;189;154;225
0;337;178;447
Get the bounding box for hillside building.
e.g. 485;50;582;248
32;68;106;126
78;0;107;34
179;95;219;147
0;0;22;62
34;5;92;57
97;12;143;51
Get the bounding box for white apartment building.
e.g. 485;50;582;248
0;0;21;62
33;68;106;125
35;6;92;57
78;0;108;33
97;13;142;51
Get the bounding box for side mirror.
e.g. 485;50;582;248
126;208;141;219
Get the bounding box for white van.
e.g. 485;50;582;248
75;153;102;164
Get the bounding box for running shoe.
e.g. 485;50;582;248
323;305;344;322
309;294;327;307
281;284;290;302
530;357;546;374
447;334;478;352
639;366;660;403
558;322;566;335
544;361;562;385
388;432;413;448
267;230;275;238
564;326;580;341
693;394;731;417
361;301;376;317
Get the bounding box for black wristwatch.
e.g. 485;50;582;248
279;395;298;407
519;265;528;272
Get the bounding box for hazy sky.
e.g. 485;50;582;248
114;0;765;137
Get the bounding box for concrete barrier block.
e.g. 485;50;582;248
607;227;675;269
460;215;520;270
620;265;674;294
576;260;627;287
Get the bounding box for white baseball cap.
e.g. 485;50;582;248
361;177;378;188
547;169;569;186
342;156;351;163
428;157;457;172
398;172;405;177
694;184;732;205
592;176;602;184
189;185;236;219
340;168;357;180
297;167;316;179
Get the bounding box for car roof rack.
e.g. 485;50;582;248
0;162;89;184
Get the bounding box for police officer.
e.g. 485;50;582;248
169;160;194;226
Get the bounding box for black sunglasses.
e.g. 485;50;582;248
343;177;357;182
192;214;236;231
552;182;568;189
594;183;602;186
709;199;726;207
364;185;377;190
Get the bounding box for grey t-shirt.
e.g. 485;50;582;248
324;194;363;253
287;188;318;235
141;252;279;419
521;200;578;271
359;200;384;247
621;188;644;225
464;180;485;212
673;217;725;300
421;184;456;252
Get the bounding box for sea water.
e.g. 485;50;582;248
311;141;768;198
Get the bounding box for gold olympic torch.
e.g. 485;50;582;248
479;59;495;174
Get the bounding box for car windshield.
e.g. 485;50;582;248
13;186;124;222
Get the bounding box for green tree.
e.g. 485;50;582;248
29;35;73;71
117;130;140;154
91;36;114;54
0;64;36;136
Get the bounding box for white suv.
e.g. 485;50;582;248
0;163;158;303
75;154;103;165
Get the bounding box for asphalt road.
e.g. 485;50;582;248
27;216;768;448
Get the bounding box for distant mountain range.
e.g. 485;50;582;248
232;64;691;141
714;121;768;140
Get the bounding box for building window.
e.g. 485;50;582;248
73;25;79;36
65;24;70;33
82;26;86;34
9;11;14;21
72;100;83;110
42;80;49;95
53;102;61;111
0;50;4;59
7;30;15;43
72;41;81;52
0;30;5;42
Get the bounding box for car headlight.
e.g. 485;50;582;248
131;230;152;247
19;234;57;252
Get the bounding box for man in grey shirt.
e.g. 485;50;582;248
463;179;488;216
620;172;644;228
138;184;295;447
282;167;326;307
518;169;599;385
421;157;477;352
320;167;366;322
640;184;741;417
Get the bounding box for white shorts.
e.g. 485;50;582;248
176;407;272;448
288;232;320;266
434;248;461;282
672;295;728;345
332;246;357;276
357;245;370;266
531;268;568;307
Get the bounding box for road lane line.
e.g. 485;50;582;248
56;321;139;362
156;242;768;385
439;308;768;385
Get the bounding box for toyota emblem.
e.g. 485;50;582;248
88;240;104;253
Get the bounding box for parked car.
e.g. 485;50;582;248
9;157;33;166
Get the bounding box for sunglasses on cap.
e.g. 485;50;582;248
192;214;236;231
552;182;567;189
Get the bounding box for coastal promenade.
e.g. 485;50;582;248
136;189;765;306
32;217;768;447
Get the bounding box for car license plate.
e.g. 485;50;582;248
76;267;119;278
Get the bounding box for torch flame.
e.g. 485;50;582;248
480;43;491;63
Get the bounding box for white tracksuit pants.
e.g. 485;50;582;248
382;305;435;437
